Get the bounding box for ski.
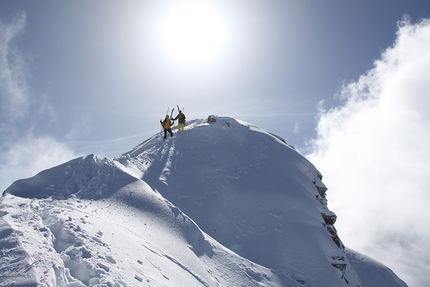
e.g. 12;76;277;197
177;105;184;113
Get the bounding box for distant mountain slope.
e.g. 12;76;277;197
3;116;407;287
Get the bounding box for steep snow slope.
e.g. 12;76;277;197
119;116;361;287
1;180;295;286
345;248;409;287
2;116;407;287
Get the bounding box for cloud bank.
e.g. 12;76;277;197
0;13;78;192
308;18;430;287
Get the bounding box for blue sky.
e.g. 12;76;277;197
1;1;430;286
1;0;427;156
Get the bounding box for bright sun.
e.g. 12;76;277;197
160;2;226;64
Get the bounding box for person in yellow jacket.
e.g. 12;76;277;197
160;115;174;139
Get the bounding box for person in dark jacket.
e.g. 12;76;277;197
173;110;186;131
160;115;174;139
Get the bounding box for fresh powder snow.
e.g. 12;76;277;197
1;116;407;286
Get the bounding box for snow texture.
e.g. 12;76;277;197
1;116;407;287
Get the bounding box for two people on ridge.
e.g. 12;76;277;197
160;110;186;139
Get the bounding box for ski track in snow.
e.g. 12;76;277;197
0;195;212;286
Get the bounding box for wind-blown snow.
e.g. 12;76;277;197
1;116;406;287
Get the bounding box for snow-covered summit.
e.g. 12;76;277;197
2;116;407;286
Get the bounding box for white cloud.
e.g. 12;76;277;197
0;13;79;193
0;12;30;120
307;18;430;287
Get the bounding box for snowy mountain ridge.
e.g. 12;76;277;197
1;116;407;286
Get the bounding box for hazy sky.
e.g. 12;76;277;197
1;1;429;286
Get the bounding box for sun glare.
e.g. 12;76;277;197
161;2;226;64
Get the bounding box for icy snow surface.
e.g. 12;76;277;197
1;116;407;286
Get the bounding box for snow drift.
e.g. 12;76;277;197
1;116;407;287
